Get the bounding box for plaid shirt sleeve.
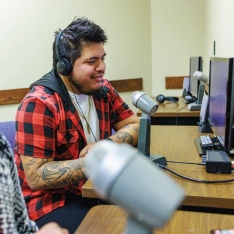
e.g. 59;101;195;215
16;93;58;158
15;86;85;220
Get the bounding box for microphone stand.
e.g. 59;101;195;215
137;112;167;166
124;214;154;234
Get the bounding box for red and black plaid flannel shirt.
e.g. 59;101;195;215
14;69;134;220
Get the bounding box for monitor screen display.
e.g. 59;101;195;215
189;57;202;97
208;57;234;151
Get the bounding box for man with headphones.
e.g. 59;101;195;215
14;17;139;233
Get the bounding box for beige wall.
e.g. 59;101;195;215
203;0;234;76
1;0;234;121
0;0;151;121
151;0;205;97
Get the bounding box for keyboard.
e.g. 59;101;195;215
199;135;214;149
198;135;225;153
212;137;224;151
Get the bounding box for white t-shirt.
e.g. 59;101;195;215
68;92;100;144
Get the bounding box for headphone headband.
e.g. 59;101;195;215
55;30;63;62
156;94;179;103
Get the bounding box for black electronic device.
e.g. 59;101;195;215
205;150;231;174
207;57;234;154
156;94;178;103
55;30;73;76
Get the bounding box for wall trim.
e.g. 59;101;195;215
0;78;143;106
165;76;189;89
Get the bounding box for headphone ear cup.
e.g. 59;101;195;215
57;58;72;76
156;95;179;103
156;94;165;103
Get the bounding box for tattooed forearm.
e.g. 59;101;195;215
67;157;85;171
22;156;86;190
68;158;86;185
132;125;139;134
111;123;139;145
24;158;50;185
41;159;86;189
115;132;134;144
42;162;72;188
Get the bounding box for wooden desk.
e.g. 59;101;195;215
137;97;200;125
82;126;234;211
75;205;234;234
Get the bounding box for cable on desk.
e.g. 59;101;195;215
157;164;234;184
167;160;203;166
177;105;187;112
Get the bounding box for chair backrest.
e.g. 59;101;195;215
0;121;16;151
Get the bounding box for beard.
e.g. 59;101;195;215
68;76;101;95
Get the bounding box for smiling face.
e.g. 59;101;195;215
66;42;106;95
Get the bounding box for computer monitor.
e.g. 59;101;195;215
189;56;203;102
208;57;234;153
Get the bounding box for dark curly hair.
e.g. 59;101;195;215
52;17;108;70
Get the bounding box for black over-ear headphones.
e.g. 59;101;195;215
156;94;179;103
55;30;73;76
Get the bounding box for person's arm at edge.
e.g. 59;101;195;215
34;222;69;234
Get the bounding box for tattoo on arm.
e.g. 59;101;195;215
132;125;139;134
122;124;139;133
113;124;139;145
115;131;134;145
67;159;86;185
24;158;86;189
24;158;47;186
42;161;72;188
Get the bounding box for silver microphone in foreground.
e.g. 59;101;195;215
85;141;184;234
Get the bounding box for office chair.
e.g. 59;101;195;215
0;121;16;152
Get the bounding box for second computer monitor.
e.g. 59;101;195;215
189;56;203;101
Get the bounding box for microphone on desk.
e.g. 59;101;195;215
193;71;209;83
131;91;158;115
85;141;185;233
131;91;167;166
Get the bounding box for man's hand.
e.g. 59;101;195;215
79;142;97;158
